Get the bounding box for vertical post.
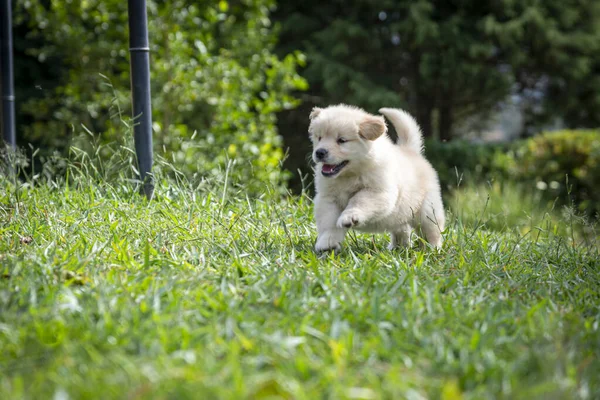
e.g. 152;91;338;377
1;0;16;149
127;0;154;199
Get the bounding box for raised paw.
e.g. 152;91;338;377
336;211;361;229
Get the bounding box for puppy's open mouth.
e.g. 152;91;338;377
321;161;349;177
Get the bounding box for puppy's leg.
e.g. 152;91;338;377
314;195;346;252
420;189;445;249
337;190;392;229
388;224;413;250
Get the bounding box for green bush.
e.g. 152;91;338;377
503;130;600;215
427;131;600;216
15;0;307;194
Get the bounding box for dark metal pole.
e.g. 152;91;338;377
1;0;16;149
127;0;154;199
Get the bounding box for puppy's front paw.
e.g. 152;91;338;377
315;240;341;254
337;211;361;229
315;232;343;253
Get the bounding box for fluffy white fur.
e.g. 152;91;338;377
309;104;445;252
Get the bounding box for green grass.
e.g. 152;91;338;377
1;163;599;399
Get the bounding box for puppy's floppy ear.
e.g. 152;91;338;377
359;115;387;140
309;107;323;120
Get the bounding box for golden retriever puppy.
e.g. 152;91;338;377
309;104;445;252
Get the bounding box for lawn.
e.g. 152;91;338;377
1;165;599;399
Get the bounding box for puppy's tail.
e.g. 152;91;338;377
378;108;424;154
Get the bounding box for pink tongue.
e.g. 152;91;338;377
322;164;335;173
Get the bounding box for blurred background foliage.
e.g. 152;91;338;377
273;0;600;195
7;0;600;214
426;130;600;216
274;0;600;135
14;0;306;192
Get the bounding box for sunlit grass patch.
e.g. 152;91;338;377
0;154;599;399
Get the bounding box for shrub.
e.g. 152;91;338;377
504;130;600;215
15;0;307;194
427;131;600;216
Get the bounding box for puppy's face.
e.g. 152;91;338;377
308;106;386;178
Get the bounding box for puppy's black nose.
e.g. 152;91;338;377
315;148;328;161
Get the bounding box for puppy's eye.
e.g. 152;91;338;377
337;138;347;144
318;137;322;141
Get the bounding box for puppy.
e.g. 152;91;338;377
309;104;445;252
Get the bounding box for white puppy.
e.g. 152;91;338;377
309;104;445;252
